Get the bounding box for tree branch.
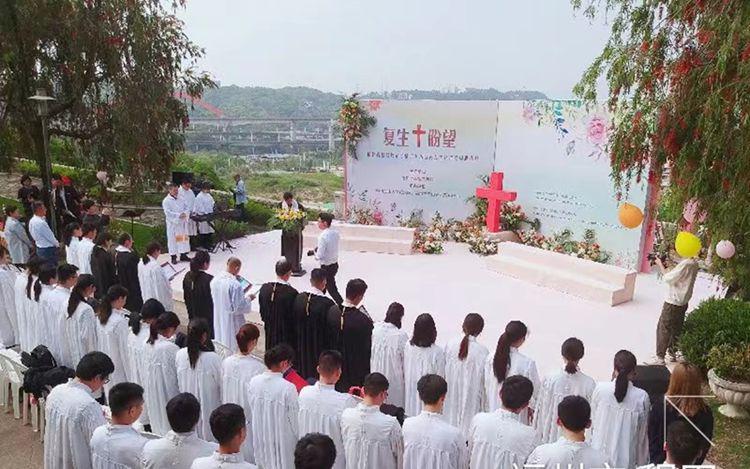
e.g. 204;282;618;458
48;122;110;140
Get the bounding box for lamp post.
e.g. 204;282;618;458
28;88;57;235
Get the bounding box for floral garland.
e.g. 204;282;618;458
339;93;376;159
267;208;306;233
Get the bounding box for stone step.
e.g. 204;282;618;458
303;221;416;242
303;232;413;255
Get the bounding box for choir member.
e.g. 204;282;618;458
590;350;650;468
141;393;218;469
294;433;337;469
191;404;257;469
44;351;113;469
64;274;98;367
469;375;539;469
114;232;143;313
13;255;39;351
341;372;403;469
298;350;357;469
43;264;78;365
177;318;223;442
143;312;182;436
178;178;198;251
258;258;299;349
5;205;33;266
76;222;97;275
81;199;110;232
660;421;705;468
127;299;165;432
194;182;216;250
527;395;609;468
534;337;596;443
221;323;266;464
138;241;174;311
403;374;466;469
247;344;299;469
0;247;18;347
90;231;117;300
370;302;408;408
29;264;57;350
163;182;190;264
404;313;445;417
90;382;148;468
294;268;336;380
96;285;131;391
484;320;540;424
443;313;489;435
332;278;373;392
63;222;82;268
183;250;215;336
210;257;253;351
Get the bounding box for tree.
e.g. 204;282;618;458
573;0;750;297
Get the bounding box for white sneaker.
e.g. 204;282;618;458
644;355;666;366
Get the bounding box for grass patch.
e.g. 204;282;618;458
244;171;342;205
109;219;160;253
707;401;750;468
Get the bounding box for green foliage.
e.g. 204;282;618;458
243;172;343;205
15;160;98;193
109;219;162;254
244;200;275;226
679;298;750;370
173;153;228;191
657;187;682;223
708;343;750;382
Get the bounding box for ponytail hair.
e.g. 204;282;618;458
613;349;637;403
68;274;95;318
186;318;211;369
561;337;585;374
25;255;43;300
34;265;57;302
458;313;485;361
129;298;166;335
97;285;129;325
142;241;162;264
492;320;528;383
186;250;210;285
147;311;180;345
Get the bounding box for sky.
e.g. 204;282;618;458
177;0;612;99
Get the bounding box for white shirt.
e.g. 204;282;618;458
29;214;59;248
194;192;216;234
341;402;403;469
468;408;539;469
90;423;148;469
527;436;610;469
176;349;223;442
5;216;33;264
316;227;340;265
403;411;467;469
221;353;267;463
663;258;699;306
143;336;181;435
138;256;174;311
67;236;81;267
96;308;131;390
298;382;358;469
78;237;96;274
534;369;596;444
484;347;541;425
371;321;409;408
191;452;256;469
65;301;99;369
247;371;299;469
443;335;489;436
211;271;252;352
141;430;218;469
404;343;446;417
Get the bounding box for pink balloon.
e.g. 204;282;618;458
683;199;706;224
716;240;736;259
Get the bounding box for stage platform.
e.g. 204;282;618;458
169;230;720;382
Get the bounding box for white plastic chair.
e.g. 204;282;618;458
0;350;23;420
3;352;44;434
0;353;11;412
212;340;233;360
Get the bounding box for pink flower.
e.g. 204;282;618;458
373;210;383;225
522;104;535;124
587;116;607;145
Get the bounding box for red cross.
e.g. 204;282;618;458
475;172;517;232
412;124;426;147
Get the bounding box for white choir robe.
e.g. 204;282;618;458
534;369;596;444
138;256;174;311
90;423;148;469
527;436;610;469
77;237;95;274
370;321;409;408
298;382;358;469
221;353;267;463
65;301;99;368
468;408;539;469
141;430;218;469
143;336;181;435
44;380;107;469
590;381;650;469
247;371;299;469
210;272;251;352
403;411;467;469
194;192;216;234
176;349;223;441
341;402;404;469
179;186;198;236
443;335;489;436
96;308;131;391
67;236;80;268
41;285;70;364
13;274;31;351
484;347;541;425
128;323;152;426
0;266;18;347
163;194;190;255
403;343;446;417
191;452;257;469
28;284;54;350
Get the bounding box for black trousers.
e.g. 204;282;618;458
321;262;343;305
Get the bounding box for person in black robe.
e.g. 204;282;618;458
258;258;299;350
182;250;215;337
17;174;41;221
331;278;373;393
293;267;336;380
113;232;143;313
90;231;117;301
279;192;306;276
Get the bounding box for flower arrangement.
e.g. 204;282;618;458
267;208;306;233
339;93;376;159
518;228;610;263
413;212;447;255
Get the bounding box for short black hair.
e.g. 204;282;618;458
117;232;132;246
276;258;293;277
500;375;534;411
108;382;144;416
363;372;389;397
32;201;46;212
4;204;18;216
295;433;336;469
317;350;343;375
57;263;79;283
417;374;447;405
345;278;367;300
75;351;115;381
264;343;295;368
210;403;246;445
167;393;201;433
94;231;112;247
20;174;31;184
310;268;326;284
666;420;702;467
81;199;96;211
140;298;166;320
318;212;334;227
283;191;294;200
557;395;591;432
82;222;98;236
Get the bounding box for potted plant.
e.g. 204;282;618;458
707;343;750;419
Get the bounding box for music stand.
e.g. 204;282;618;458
212;211;236;253
120;209;146;237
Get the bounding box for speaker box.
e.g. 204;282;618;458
633;364;671;405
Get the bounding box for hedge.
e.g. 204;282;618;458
679;298;750;370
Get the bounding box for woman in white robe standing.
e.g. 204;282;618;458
43;264;77;365
138;242;174;311
176;318;223;442
404;313;445;417
63;222;82;268
64;274;99;368
30;265;57;351
534;337;596;443
14;258;40;352
127;298;165;431
370;302;409;409
443;313;489;436
95;285;131;391
142;312;181;436
0;248;19;347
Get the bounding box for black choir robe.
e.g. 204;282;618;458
330;305;374;393
114;248;143;313
258;281;298;350
90;246;117;300
183;271;215;337
294;291;336;379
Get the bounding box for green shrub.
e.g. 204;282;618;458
679;298;750;370
658;187;682;223
173;153;228;191
244;200;274;226
15;159;98;192
708;343;750;382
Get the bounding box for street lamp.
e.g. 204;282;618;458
28;88;57;235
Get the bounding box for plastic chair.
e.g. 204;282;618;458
0;354;10;412
0;350;23;420
211;340;233;360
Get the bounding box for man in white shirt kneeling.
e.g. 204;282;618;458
191;404;256;469
90;382;149;468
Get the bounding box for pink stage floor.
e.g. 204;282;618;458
170;230;721;382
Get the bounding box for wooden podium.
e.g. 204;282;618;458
281;225;305;276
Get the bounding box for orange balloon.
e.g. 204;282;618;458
618;202;644;229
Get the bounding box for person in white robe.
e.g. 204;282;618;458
193;183;215;250
163;183;190;264
190;403;257;469
298;350;357;469
527;395;609;469
341;372;403;469
90;382;148;469
64;274;99;368
534;337;596;444
77;224;97;275
42;264;78;365
13;262;37;352
211;257;253;352
4;206;33;266
469;375;539;469
0;249;19;347
403;374;467;469
177;318;223;441
246;344;299;469
64;222;82;268
44;351;113;469
590;350;650;469
29;265;57;350
95;285;131;391
142;312;182;436
221;323;266;463
178;179;198;240
138;242;174;311
443;313;488;436
127;299;166;431
403;313;445;417
141;393;218;469
370;302;409;408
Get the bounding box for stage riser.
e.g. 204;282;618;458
303;233;413;255
303;222;416;242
